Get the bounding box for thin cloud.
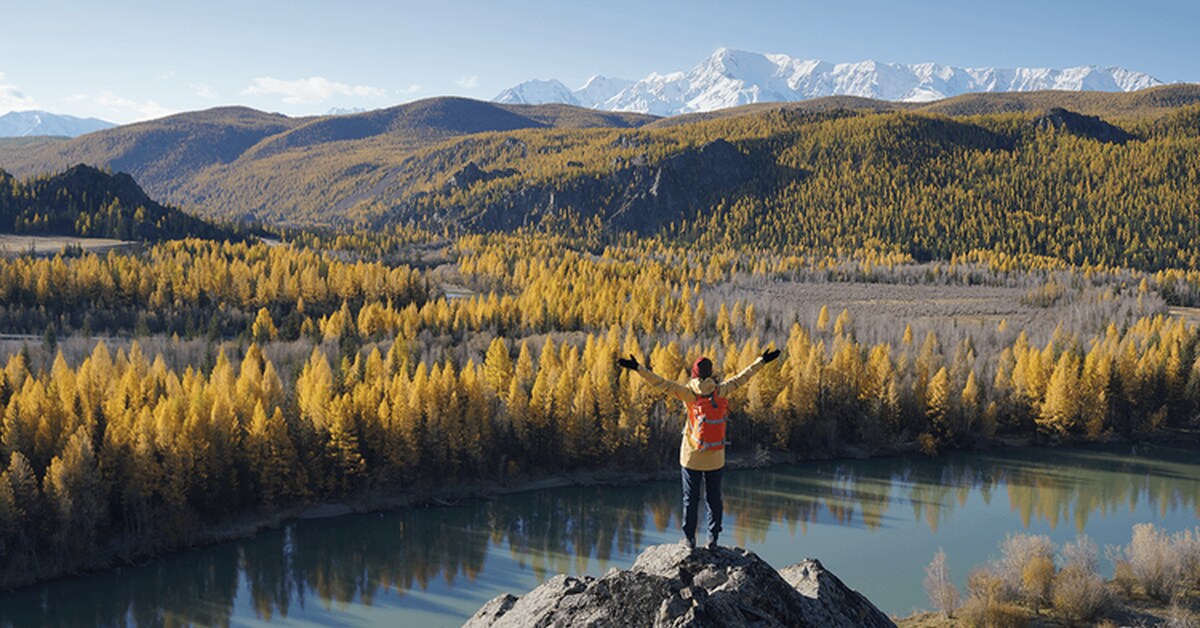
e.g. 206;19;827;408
0;72;38;113
456;75;479;89
66;91;174;122
243;76;386;104
192;83;218;99
404;84;423;95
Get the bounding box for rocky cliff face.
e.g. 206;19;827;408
464;543;895;628
461;138;763;233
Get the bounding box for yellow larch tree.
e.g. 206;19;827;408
251;307;278;343
1039;351;1082;436
483;337;514;395
926;367;952;442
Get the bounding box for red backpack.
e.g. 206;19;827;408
686;392;729;452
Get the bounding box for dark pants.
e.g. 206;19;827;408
681;466;723;541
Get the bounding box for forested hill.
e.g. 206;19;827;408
0;99;656;222
0;164;240;241
2;87;1200;270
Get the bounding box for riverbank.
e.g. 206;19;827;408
897;586;1198;627
4;427;1197;592
0;449;785;591
894;509;1200;627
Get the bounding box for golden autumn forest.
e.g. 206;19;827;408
2;91;1200;589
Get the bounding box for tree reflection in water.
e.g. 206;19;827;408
1;443;1195;627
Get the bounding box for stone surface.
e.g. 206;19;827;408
463;544;896;628
780;559;896;627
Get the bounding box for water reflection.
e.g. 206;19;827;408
1;443;1195;627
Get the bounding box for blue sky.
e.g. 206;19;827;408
3;0;1197;123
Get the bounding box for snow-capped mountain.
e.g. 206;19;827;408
574;76;634;108
494;79;581;107
0;110;115;137
495;75;634;109
494;48;1164;116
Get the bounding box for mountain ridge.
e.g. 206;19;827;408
495;48;1167;115
0;110;115;138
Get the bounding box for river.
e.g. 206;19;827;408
1;442;1196;626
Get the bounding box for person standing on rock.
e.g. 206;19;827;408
617;347;781;550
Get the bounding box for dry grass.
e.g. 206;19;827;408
698;268;1176;393
896;610;962;627
704;277;1086;354
1169;306;1200;326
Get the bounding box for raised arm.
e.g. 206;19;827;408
617;355;694;403
717;348;781;396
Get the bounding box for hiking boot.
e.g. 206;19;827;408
705;536;719;550
681;536;696;550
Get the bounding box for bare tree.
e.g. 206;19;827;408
924;548;960;618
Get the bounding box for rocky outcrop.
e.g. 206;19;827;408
464;543;895;628
1032;107;1132;144
445;161;520;190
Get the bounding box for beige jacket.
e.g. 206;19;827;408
634;357;766;471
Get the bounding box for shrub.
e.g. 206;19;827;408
998;532;1056;602
1021;555;1055;612
917;432;939;456
1061;535;1100;574
959;596;1029;628
1051;535;1112;625
1113;523;1186;601
966;566;1005;602
1106;554;1136;597
1052;565;1112;626
962;566;1029;628
1179;528;1200;586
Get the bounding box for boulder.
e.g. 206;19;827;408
464;543;895;628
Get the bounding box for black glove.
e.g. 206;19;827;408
761;348;781;363
617;355;640;370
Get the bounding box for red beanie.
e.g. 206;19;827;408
691;356;713;379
